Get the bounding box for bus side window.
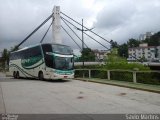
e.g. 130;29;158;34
23;50;26;59
23;49;30;58
29;46;42;57
14;52;18;60
10;53;13;60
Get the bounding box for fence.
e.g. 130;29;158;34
75;69;160;85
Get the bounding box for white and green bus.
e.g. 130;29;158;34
9;43;74;80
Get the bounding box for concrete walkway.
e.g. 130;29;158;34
0;73;160;114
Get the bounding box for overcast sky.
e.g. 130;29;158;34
0;0;160;52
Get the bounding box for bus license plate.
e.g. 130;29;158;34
64;76;68;78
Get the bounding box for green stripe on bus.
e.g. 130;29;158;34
21;56;44;69
9;64;38;78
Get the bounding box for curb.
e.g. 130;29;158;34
75;78;160;94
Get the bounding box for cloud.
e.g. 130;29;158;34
95;0;135;29
94;0;160;44
0;0;53;49
0;0;97;51
0;0;160;52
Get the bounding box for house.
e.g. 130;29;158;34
93;49;110;61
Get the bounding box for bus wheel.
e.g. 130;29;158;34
16;72;20;79
39;72;44;80
13;71;16;78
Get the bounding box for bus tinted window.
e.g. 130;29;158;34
22;46;42;59
31;46;42;56
10;46;42;60
42;44;54;68
52;44;72;55
10;53;15;60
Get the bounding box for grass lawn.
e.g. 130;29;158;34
75;78;160;93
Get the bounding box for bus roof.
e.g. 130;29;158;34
11;43;71;53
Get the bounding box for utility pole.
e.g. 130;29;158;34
76;19;93;68
81;19;84;68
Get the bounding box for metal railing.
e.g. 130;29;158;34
75;69;160;85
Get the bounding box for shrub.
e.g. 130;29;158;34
110;71;133;82
137;72;160;85
104;62;150;71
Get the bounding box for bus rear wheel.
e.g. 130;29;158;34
13;71;16;78
39;72;44;80
16;72;20;79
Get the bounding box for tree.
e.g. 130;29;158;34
0;49;9;69
118;43;128;58
105;49;150;70
80;48;95;62
110;40;118;48
105;48;127;64
2;49;9;61
127;38;140;47
142;31;160;46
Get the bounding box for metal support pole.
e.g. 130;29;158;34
82;19;84;68
81;19;85;78
74;18;93;67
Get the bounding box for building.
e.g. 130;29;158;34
139;32;154;40
93;49;110;61
128;43;160;62
157;46;160;59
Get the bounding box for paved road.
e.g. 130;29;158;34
0;73;160;114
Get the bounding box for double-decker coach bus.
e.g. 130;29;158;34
9;43;74;80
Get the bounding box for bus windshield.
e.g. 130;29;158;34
42;44;74;70
54;56;73;70
52;44;73;55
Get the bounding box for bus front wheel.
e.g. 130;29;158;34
39;72;44;80
16;72;20;79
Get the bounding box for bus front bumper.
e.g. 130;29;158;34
50;73;74;79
